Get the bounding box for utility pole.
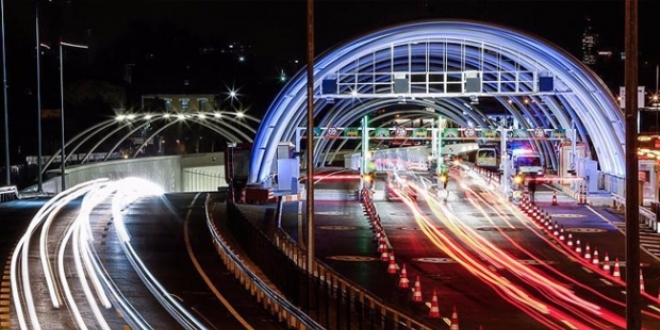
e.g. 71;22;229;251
624;0;641;328
305;0;315;273
35;0;43;193
1;0;10;185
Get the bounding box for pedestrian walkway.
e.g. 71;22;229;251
613;221;660;259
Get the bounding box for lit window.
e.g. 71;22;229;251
198;98;208;111
180;98;190;112
164;98;172;111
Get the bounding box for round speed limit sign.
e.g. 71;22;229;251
533;128;545;138
464;128;476;137
395;126;407;137
326;126;338;137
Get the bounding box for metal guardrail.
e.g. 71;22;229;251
225;199;431;329
204;195;323;329
273;230;433;330
0;185;18;203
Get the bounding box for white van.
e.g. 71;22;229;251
512;152;544;176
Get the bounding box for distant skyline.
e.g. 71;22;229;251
3;1;660;97
2;0;660;166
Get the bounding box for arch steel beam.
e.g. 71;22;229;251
251;20;624;183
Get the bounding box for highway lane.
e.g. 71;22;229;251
401;170;660;329
0;197;60;330
280;168;660;329
3;183;291;330
118;192;287;330
375;193;544;329
7;184;132;330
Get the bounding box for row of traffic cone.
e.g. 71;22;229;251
398;266;461;327
361;190;402;278
519;194;655;296
363;189;474;326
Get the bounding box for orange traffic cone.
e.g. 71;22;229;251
641;270;646;293
429;289;440;318
378;238;386;253
613;258;621;278
450;306;459;330
398;264;410;289
412;276;423;302
380;249;389;262
559;226;565;241
592;248;599;265
551;190;558;205
567;234;574;247
575;240;582;254
387;252;398;274
602;252;611;272
584;243;591;259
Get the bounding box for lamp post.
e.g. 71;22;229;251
1;0;9;186
624;0;641;328
59;41;88;192
34;0;43;192
305;0;315;273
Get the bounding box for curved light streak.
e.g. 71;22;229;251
11;179;107;330
402;171;630;328
460;177;660;322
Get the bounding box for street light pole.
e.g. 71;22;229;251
1;0;10;186
35;0;43;193
624;0;641;328
59;40;88;192
305;0;315;273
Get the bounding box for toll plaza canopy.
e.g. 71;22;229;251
249;20;624;184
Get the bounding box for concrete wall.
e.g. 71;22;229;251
182;165;227;192
28;153;229;194
39;156;182;194
180;152;225;168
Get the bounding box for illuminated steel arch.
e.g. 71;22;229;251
41;111;259;178
250;20;623;183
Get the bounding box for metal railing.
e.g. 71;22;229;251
205;195;323;329
225;200;432;330
0;185;18;202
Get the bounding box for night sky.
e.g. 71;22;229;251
1;0;660;165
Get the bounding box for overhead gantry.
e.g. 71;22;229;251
250;20;624;184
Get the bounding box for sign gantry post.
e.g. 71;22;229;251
361;116;369;189
436;116;445;175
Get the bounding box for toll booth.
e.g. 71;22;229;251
276;142;299;192
559;142;586;185
576;158;599;193
225;143;252;202
639;159;657;203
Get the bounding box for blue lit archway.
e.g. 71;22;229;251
250;20;624;183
